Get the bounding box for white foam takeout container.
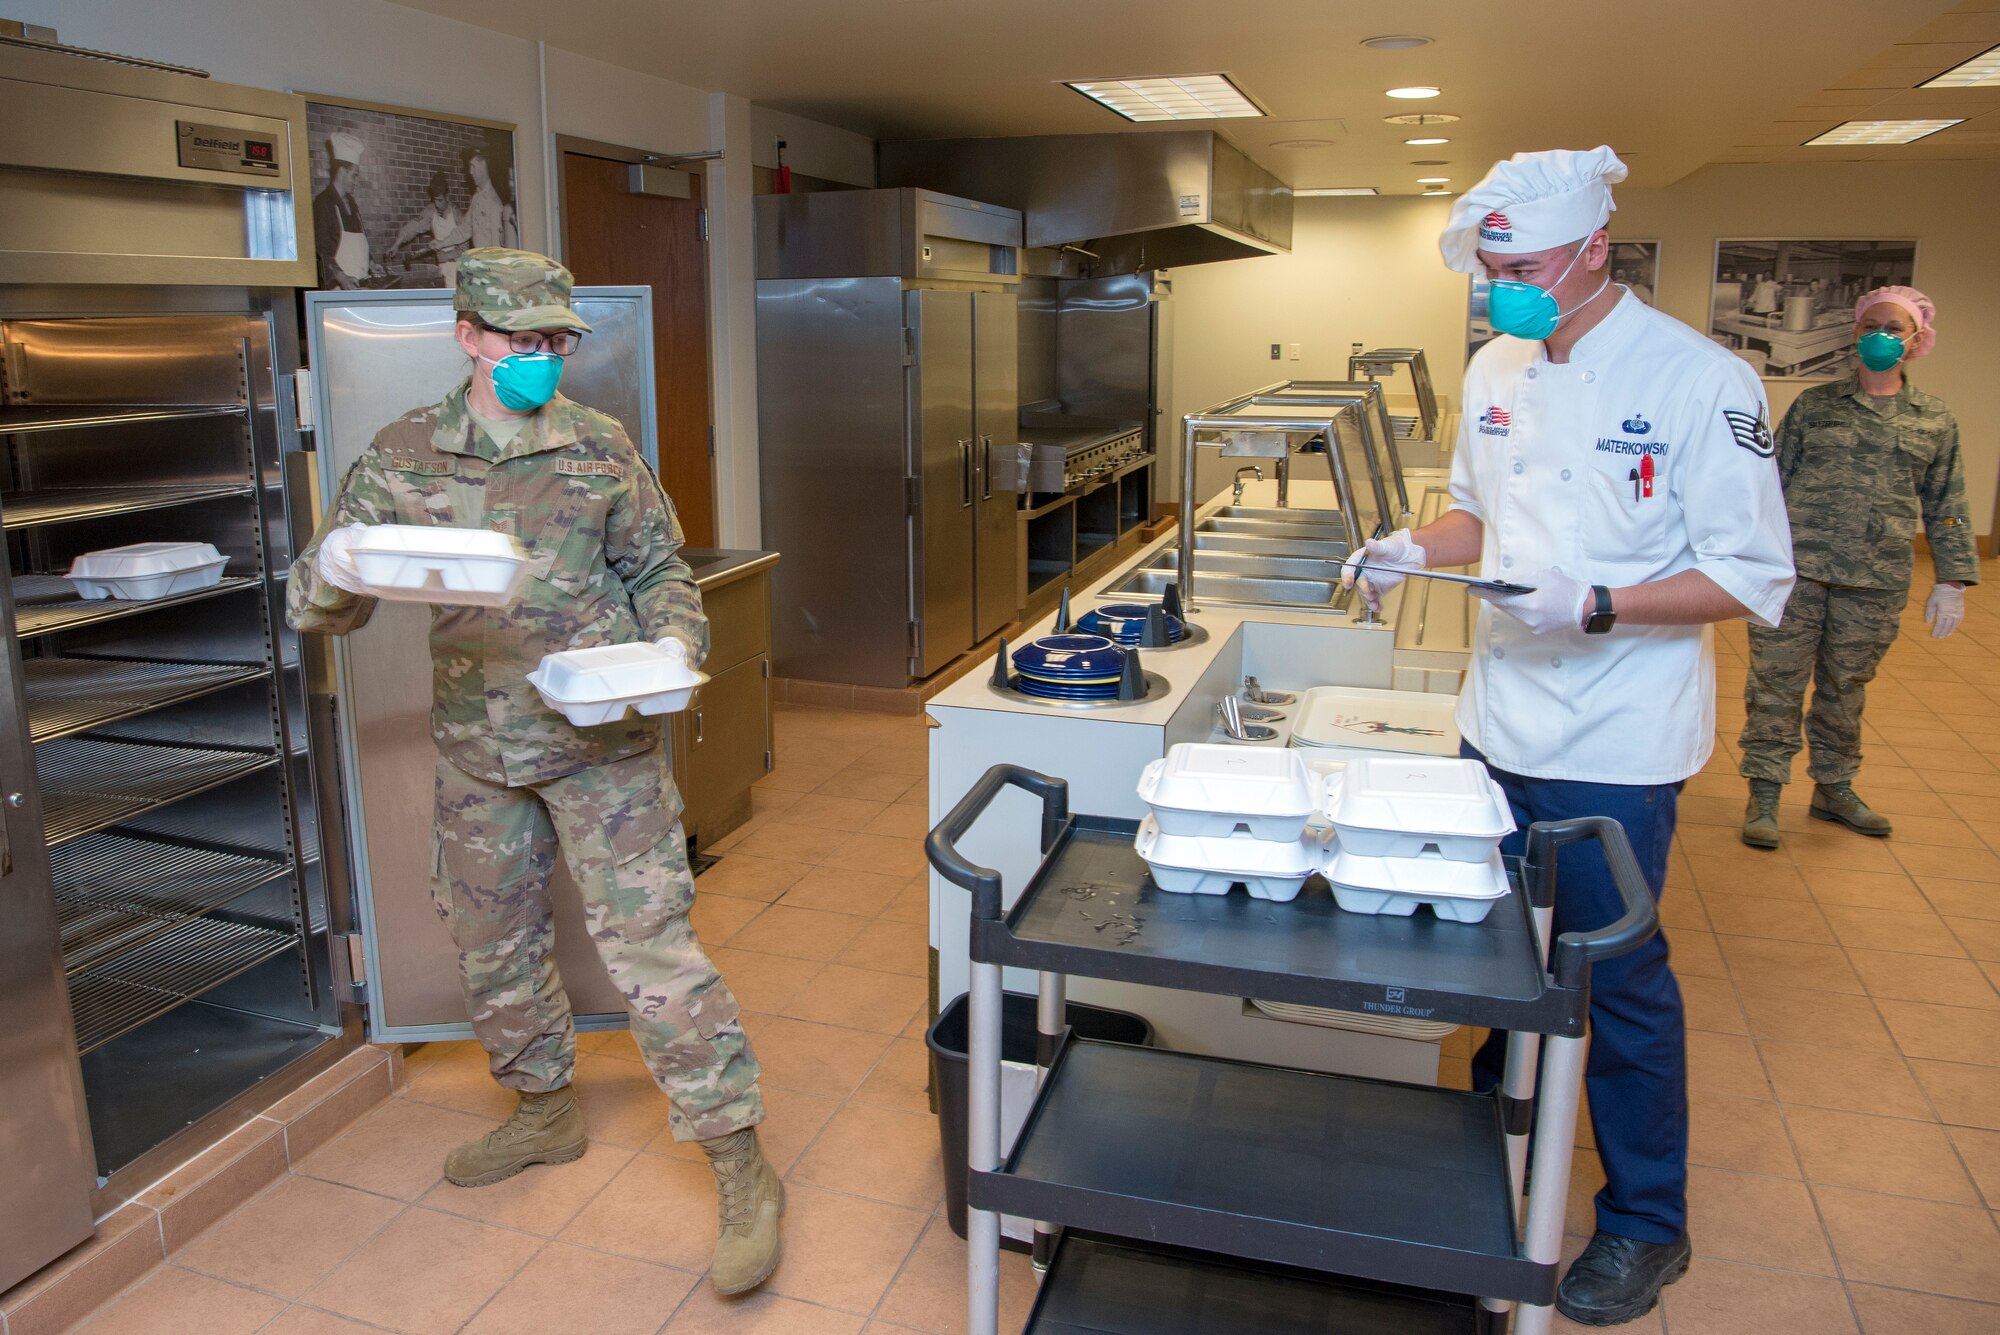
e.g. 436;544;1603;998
350;524;528;608
1289;685;1460;758
1325;846;1511;923
526;642;708;727
1134;814;1325;902
1137;743;1318;841
67;542;227;601
1323;754;1515;863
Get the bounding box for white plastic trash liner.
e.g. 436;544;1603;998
1133;814;1322;901
349;524;528;607
1325;754;1514;862
1137;743;1317;841
1326;847;1511;923
1289;685;1460;757
66;542;226;601
526;642;707;726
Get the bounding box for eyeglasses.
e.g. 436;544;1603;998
476;321;584;357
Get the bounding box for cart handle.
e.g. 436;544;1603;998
925;764;1070;921
1527;817;1661;990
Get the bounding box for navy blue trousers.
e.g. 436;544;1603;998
1464;744;1690;1244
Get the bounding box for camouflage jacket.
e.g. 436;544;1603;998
1773;375;1980;591
287;382;709;790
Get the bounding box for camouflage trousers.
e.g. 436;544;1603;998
432;747;763;1142
1739;578;1906;786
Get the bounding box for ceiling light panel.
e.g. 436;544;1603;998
1066;73;1265;122
1922;44;2000;87
1405;137;1450;145
1296;187;1378;196
1804;118;1963;145
1360;35;1431;50
1386;86;1441;99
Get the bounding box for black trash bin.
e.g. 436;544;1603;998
926;990;1152;1246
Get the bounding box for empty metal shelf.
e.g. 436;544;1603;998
25;656;269;744
54;831;291;974
67;915;300;1054
0;404;245;435
37;737;280;847
0;482;256;530
11;573;262;639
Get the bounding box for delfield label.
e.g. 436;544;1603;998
176;119;281;176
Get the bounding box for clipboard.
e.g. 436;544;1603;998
1356;564;1538;597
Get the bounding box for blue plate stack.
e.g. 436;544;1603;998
1075;602;1187;647
1011;634;1129;701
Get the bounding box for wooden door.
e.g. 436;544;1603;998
560;152;715;546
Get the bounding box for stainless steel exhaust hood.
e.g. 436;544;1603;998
877;131;1290;273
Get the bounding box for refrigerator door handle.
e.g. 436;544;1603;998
959;438;974;509
979;434;993;502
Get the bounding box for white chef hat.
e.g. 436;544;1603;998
326;132;365;167
1438;146;1628;274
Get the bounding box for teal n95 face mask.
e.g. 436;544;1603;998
481;352;564;412
1486;242;1609;341
1856;329;1906;373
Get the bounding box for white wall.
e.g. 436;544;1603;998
749;105;876;186
1169;161;2000;536
17;0;874;547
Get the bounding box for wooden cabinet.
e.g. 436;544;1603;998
671;560;773;850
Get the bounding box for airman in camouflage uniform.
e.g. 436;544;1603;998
1738;314;1979;846
288;249;780;1295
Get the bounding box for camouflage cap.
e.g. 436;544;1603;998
453;247;593;333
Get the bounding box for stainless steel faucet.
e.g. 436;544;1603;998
1231;465;1264;504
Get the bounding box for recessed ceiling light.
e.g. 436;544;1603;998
1296;187;1379;196
1804;118;1962;145
1422;189;1453;196
1269;138;1335;149
1360;35;1431;50
1922;42;2000;87
1410;159;1449;166
1384;112;1459;126
1064;73;1265;122
1386;86;1441;99
1405;137;1450;145
1416;177;1450;183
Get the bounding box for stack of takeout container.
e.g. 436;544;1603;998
1320;755;1515;922
1134;743;1325;901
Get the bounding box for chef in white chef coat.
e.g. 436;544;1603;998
1345;147;1794;1327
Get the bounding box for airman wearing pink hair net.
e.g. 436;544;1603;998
1738;280;1978;848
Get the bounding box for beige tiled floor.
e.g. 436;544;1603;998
74;572;2000;1330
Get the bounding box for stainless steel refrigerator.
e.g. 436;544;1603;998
300;288;669;1041
755;189;1022;688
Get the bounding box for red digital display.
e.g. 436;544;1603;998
242;139;274;163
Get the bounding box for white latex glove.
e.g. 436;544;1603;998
653;635;694;664
1470;568;1593;636
1926;582;1966;639
1339;529;1428;610
315;523;370;595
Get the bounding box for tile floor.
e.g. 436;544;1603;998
71;568;2000;1332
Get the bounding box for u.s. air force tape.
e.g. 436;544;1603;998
1722;409;1774;458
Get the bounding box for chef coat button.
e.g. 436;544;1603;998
1526;368;1539;380
1512;461;1525;475
1552;657;1563;668
1561;468;1572;481
1502;556;1514;568
1582;371;1596;383
1493;647;1506;660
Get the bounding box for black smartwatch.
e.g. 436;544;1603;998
1583;585;1616;635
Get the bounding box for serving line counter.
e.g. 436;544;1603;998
926;475;1473;1084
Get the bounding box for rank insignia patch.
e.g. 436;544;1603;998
1722;408;1774;458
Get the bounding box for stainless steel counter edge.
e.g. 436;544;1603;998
684;548;780;591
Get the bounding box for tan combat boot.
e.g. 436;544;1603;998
702;1128;784;1295
1811;781;1893;837
1742;779;1782;849
443;1086;586;1187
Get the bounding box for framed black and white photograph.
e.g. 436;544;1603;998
1709;238;1917;380
302;95;520;292
1466;240;1660;362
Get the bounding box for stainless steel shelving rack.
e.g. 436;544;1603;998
1;307;331;1176
929;765;1659;1335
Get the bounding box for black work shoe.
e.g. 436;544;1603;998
1555;1230;1692;1326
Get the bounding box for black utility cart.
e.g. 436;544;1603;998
927;764;1660;1335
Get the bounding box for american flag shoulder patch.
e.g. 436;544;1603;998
1722;408;1774;458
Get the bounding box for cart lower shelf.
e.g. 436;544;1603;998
1026;1234;1483;1334
972;1039;1552;1304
